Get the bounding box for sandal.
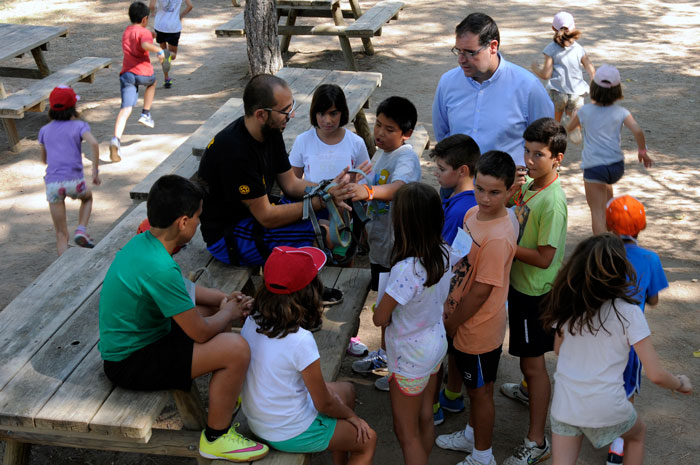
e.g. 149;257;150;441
322;287;344;306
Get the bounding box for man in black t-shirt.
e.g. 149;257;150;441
198;74;350;267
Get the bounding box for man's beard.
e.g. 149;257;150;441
261;120;284;140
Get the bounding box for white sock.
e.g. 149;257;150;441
471;447;493;465
610;437;624;454
463;424;475;443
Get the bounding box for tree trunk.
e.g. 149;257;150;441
244;0;283;75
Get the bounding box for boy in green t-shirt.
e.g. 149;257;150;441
98;175;268;463
500;118;568;465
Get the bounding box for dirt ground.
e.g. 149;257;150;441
0;0;698;463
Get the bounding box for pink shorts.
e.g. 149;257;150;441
46;178;88;204
389;358;442;396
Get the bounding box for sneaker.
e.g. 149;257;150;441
374;374;390;391
138;113;155;128
109;137;121;162
199;423;269;462
435;429;474;452
74;231;95;248
500;382;530;406
457;455;497;465
162;49;171;73
503;437;551;465
606;449;623;465
347;337;368;356
322;287;343;306
439;389;466;413
164;78;172;89
433;406;445;426
351;349;387;374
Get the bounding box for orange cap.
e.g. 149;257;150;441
606;195;646;237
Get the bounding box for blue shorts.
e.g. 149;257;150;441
623;347;642;397
119;72;156;108
583;161;624;185
267;414;337;453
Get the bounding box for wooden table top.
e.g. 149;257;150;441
276;0;339;9
0;23;68;63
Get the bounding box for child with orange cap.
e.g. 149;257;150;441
604;195;669;465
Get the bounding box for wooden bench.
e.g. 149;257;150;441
0;195;370;464
215;1;404;70
129;67;382;202
0;56;112;151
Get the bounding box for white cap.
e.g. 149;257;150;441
552;12;575;30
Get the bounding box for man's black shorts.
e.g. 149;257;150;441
507;286;554;357
103;322;193;391
155;30;181;47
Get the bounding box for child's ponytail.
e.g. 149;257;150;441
553;28;582;47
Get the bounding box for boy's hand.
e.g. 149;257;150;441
638;149;654;168
346;183;368;202
221;292;254;319
347;416;373;443
327;167;353;210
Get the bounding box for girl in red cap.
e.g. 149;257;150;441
39;86;101;255
240;245;377;464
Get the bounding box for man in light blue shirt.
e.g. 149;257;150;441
432;13;553;168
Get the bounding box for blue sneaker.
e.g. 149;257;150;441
433;406;445;426
439;389;465;413
351;349;387;374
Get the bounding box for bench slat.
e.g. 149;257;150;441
0;57;111;118
189;98;244;157
344;1;403;37
0;202;146;392
215;14;246;36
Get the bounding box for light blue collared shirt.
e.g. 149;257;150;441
432;54;553;166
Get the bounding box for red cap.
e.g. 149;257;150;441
264;246;327;294
606;195;646;237
49;86;79;111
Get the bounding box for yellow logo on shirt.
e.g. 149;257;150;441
207;137;215;149
378;169;389;185
239;185;250;194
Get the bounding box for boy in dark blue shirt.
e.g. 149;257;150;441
430;133;480;424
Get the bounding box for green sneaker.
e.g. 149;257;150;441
199;423;269;462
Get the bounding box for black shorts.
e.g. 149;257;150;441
507;286;554;357
454;345;502;390
103;322;194;391
155;30;181;47
370;263;390;292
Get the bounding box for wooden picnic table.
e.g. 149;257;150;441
0;23;68;81
0;199;370;465
216;0;403;70
130;67;383;201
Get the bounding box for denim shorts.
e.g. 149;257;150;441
550;410;638;449
120;71;156;108
583;160;624;185
267;414;337;453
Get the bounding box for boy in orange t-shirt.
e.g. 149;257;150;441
435;151;518;465
109;1;165;162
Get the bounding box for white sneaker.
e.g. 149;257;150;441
374;374;389;391
138;113;155;128
457;455;496;465
435;429;474;452
109;137;121;162
346;337;368;356
503;437;551;465
500;382;529;406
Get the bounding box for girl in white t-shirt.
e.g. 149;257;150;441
240;245;376;464
290;84;370;183
373;183;452;465
531;11;595;137
541;234;691;465
567;65;653;235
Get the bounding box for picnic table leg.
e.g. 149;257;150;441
231;0;240;6
2;118;21;152
3;439;31;465
30;47;52;77
172;384;211;465
331;3;358;71
353;108;375;156
346;0;374;55
279;8;297;53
